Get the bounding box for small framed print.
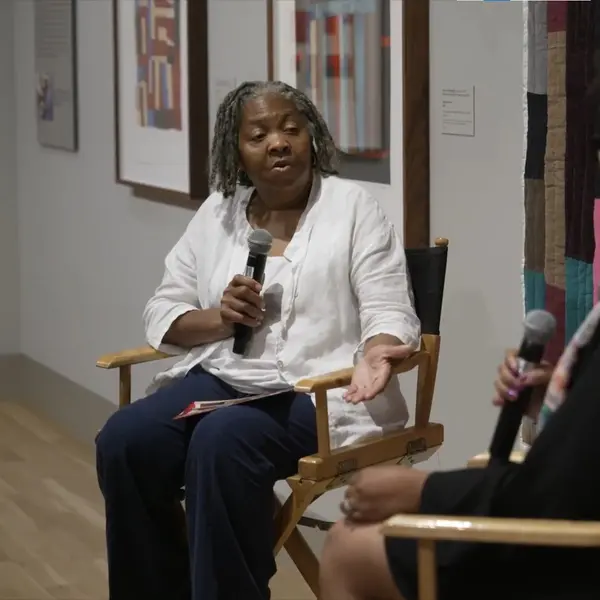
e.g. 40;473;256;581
113;0;209;207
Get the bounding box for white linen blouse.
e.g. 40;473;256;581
143;174;421;449
202;255;293;393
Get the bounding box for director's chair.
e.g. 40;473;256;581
383;449;600;600
96;237;449;596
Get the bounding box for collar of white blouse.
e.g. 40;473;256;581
234;173;323;264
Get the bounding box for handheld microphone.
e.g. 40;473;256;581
487;309;556;466
232;228;273;355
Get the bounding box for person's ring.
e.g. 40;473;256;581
341;497;354;516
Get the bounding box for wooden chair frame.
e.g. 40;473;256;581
384;450;600;600
96;239;448;596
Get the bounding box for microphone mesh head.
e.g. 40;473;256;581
248;228;273;255
523;310;557;346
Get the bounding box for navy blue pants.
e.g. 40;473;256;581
95;367;317;600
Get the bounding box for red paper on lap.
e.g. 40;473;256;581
173;389;293;420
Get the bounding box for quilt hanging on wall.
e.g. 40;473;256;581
523;0;599;364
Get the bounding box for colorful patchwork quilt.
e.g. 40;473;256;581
523;0;599;364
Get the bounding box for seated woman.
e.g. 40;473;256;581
95;80;420;600
319;287;600;599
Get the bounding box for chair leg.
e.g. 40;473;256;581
284;526;320;597
273;485;317;554
273;484;321;597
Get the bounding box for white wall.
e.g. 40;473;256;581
14;0;270;401
15;0;187;399
0;0;19;355
11;0;526;514
426;1;526;468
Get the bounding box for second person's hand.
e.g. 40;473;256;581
492;349;553;418
340;465;428;523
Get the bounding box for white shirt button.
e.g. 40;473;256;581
277;360;284;369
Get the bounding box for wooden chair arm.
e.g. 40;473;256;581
382;514;600;547
467;449;527;468
294;350;428;393
96;345;173;369
293;347;436;474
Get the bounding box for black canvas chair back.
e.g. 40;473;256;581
405;239;448;336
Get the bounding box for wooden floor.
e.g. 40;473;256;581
0;401;313;599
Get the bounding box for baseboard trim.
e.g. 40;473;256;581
0;353;117;444
0;353;22;402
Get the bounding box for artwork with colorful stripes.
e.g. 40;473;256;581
523;0;598;364
134;0;182;131
461;0;538;2
295;0;389;158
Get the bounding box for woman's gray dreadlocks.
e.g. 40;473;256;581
209;81;339;198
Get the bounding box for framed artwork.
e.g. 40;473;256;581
295;0;387;159
267;0;430;247
113;0;209;207
269;0;390;184
34;0;79;152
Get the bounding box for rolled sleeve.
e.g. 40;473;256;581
145;303;197;354
143;226;201;354
350;194;421;361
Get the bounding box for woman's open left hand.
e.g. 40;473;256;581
344;344;414;404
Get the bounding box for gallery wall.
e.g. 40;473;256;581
0;0;19;355
6;0;525;496
428;0;526;467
